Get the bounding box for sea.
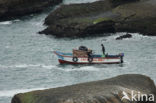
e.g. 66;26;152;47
0;0;156;103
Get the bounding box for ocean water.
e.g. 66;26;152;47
0;0;156;103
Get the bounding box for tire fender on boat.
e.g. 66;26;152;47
73;57;78;62
88;57;93;63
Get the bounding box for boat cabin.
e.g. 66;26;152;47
73;46;92;57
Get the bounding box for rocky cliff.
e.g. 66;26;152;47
0;0;62;21
40;0;156;37
11;74;156;103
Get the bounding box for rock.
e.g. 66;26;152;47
40;0;156;37
40;20;115;37
11;74;156;103
116;33;132;40
0;0;63;21
113;0;156;36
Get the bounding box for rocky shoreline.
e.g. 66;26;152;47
11;74;156;103
0;0;63;21
39;0;156;37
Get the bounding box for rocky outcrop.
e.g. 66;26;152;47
11;74;156;103
0;0;63;21
116;33;132;40
40;0;156;37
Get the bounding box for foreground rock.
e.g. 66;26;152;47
12;74;156;103
40;0;156;37
0;0;62;21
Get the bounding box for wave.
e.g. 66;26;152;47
0;88;46;97
0;64;123;72
105;32;156;41
0;64;100;71
0;64;56;69
0;19;20;25
0;21;12;25
56;66;99;72
69;66;99;71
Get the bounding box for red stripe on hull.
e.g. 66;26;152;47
58;59;121;64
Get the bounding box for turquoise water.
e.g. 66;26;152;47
0;0;156;103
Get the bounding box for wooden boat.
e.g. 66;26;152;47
54;51;124;64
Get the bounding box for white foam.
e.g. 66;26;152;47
0;88;46;97
105;33;156;41
57;66;99;72
76;66;99;71
0;21;12;25
0;64;99;71
40;65;56;69
0;64;56;69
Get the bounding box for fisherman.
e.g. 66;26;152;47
101;44;105;57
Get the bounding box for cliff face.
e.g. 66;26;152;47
0;0;63;21
11;74;156;103
40;0;156;37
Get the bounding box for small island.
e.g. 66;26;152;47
39;0;156;37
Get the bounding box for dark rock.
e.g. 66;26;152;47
113;0;156;36
11;74;156;103
116;33;132;40
40;0;156;37
40;20;115;37
0;0;63;21
110;0;140;7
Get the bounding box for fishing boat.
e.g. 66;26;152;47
54;47;124;64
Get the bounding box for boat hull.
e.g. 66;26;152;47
58;59;121;64
54;51;124;64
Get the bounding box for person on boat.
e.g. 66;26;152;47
87;50;92;58
101;44;105;57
